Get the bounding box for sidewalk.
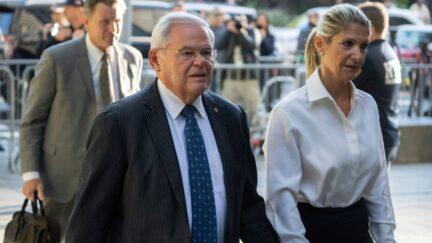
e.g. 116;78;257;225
0;144;23;242
387;163;432;242
0;148;431;242
257;157;432;243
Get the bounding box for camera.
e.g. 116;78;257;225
50;23;61;37
234;20;242;30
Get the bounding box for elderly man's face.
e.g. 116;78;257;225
152;23;214;104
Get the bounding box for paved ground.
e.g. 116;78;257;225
0;145;431;242
257;160;432;242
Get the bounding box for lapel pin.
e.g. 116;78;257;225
214;107;219;113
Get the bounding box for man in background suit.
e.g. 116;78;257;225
19;0;142;238
66;12;279;243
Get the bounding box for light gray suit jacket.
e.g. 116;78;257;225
19;37;143;203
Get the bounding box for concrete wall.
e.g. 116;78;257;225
394;117;432;163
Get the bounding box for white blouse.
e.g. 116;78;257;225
264;69;396;243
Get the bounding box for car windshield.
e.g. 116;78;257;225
0;12;13;34
132;7;170;37
397;30;431;49
390;16;417;26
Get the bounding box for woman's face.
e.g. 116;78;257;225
317;23;369;84
256;15;268;28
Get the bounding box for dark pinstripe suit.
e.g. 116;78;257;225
66;81;279;243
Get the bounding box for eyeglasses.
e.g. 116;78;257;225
160;48;218;61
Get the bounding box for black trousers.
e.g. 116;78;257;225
298;199;372;243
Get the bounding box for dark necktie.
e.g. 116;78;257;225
181;105;217;243
99;53;114;108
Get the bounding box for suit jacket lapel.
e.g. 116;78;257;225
76;37;95;100
142;81;190;230
115;44;133;98
202;93;236;242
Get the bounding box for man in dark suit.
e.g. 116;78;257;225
20;0;142;238
66;12;279;243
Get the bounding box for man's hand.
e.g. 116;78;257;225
227;21;240;34
54;28;72;42
22;179;44;201
72;29;85;39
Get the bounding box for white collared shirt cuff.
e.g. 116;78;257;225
23;172;40;182
370;222;396;243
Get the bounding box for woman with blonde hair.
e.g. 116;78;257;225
264;4;396;243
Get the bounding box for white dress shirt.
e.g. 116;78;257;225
158;80;227;243
85;34;120;110
23;35;120;182
264;69;396;243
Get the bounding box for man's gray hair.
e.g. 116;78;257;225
150;12;215;49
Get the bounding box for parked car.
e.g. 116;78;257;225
0;0;170;59
387;8;425;38
291;7;424;28
128;1;257;58
388;8;425;26
293;7;424;30
0;0;57;59
183;2;257;23
128;0;171;59
271;26;299;59
283;7;425;62
0;27;5;58
395;24;432;63
1;0;257;59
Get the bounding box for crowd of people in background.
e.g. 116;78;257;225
3;0;432;61
42;0;86;50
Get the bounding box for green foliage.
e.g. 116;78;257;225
395;0;410;8
242;0;260;8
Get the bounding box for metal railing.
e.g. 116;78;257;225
1;58;431;171
401;63;432;117
0;59;37;172
0;65;16;170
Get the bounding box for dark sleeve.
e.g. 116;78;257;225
66;111;126;243
238;108;280;243
260;34;276;56
42;35;64;51
215;28;231;50
296;28;308;53
354;54;373;89
236;29;257;53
